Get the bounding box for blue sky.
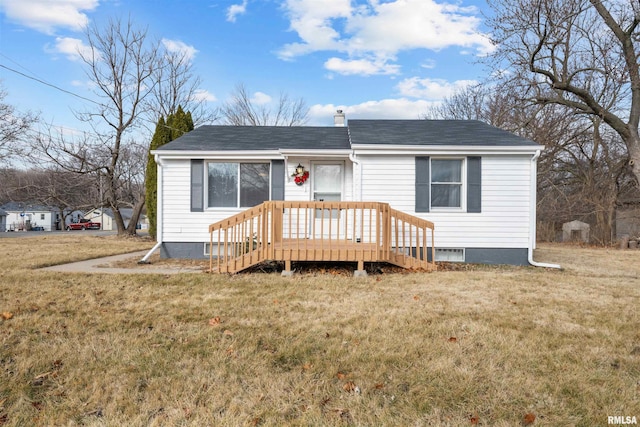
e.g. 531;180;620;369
0;0;494;132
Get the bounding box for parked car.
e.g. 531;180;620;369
66;219;101;231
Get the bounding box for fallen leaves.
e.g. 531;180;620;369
1;312;13;320
448;337;458;343
469;413;479;425
208;316;221;326
342;381;357;392
523;412;536;425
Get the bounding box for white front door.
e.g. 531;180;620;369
312;162;343;238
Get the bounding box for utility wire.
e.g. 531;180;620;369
1;59;203;136
0;63;102;106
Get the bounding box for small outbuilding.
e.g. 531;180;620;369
0;208;7;232
562;220;590;243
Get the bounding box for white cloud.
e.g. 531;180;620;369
251;92;272;105
49;36;94;61
162;39;198;62
193;89;216;102
0;0;98;34
278;0;352;59
396;77;478;100
278;0;493;74
421;59;437;70
345;0;493;55
324;57;400;76
308;98;438;125
227;0;248;23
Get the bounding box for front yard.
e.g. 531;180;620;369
0;236;638;426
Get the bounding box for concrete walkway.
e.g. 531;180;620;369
42;251;204;275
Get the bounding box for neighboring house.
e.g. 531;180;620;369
151;115;545;268
84;207;146;231
0;202;62;231
0;208;7;232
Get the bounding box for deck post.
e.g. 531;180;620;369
281;259;293;277
354;259;367;277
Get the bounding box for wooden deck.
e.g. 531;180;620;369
208;201;435;274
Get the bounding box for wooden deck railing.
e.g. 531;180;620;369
208;201;435;274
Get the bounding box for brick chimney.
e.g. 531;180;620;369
334;110;345;127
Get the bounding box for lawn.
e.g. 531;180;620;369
0;235;639;426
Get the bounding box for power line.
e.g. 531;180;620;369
1;59;203;136
0;63;102;106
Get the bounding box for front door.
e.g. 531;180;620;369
312;162;343;239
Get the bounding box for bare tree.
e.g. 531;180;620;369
220;83;309;126
486;0;640;185
33;17;158;235
0;167;98;228
146;45;217;127
0;83;39;162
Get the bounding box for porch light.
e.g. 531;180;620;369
295;164;305;175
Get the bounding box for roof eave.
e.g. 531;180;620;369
152;149;354;159
351;144;545;155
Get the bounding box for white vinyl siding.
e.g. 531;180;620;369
159;153;533;250
160;158;353;243
359;154;533;249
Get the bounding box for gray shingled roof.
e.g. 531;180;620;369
156;125;351;151
0;202;58;212
155;120;539;152
347;120;539;146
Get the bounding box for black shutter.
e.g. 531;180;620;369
191;159;204;212
415;156;430;213
467;156;481;213
271;160;285;200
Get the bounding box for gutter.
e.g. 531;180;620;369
528;150;561;269
139;155;164;264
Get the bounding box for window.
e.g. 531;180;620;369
207;162;269;208
435;248;465;262
416;156;481;213
431;159;463;209
40;214;45;220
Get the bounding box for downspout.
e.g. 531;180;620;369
348;151;362;201
528;150;561;269
139;155;164;264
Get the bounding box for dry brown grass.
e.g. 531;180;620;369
1;236;639;426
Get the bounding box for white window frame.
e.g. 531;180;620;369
430;157;466;212
206;161;271;209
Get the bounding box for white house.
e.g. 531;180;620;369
83;208;147;231
1;203;61;231
151;115;547;268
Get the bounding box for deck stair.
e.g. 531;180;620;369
208;201;435;274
